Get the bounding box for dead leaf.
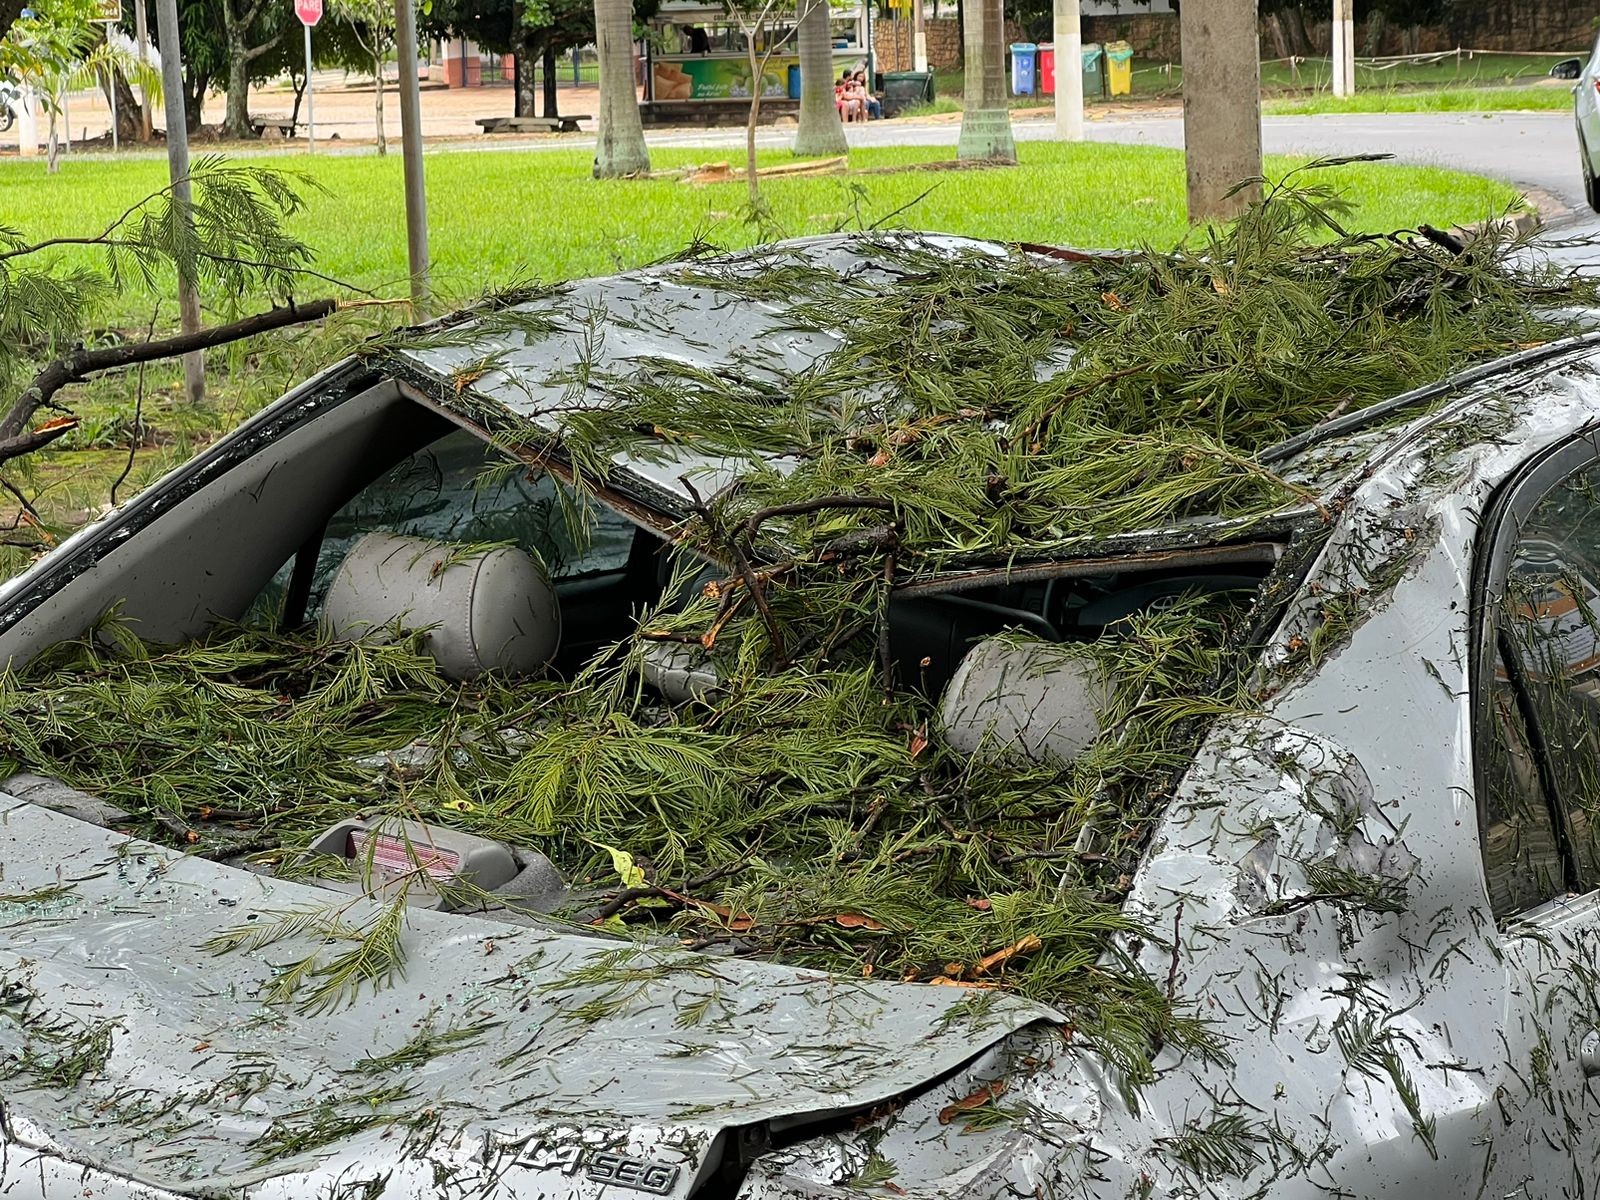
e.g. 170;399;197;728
964;897;992;911
971;934;1043;976
938;1080;1007;1124
908;724;930;758
1101;291;1125;311
834;912;884;930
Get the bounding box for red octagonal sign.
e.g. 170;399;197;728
294;0;322;26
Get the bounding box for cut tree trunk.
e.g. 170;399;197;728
794;0;847;157
593;0;649;177
543;43;560;118
956;0;1014;161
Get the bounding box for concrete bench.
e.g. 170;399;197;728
475;115;589;135
250;116;297;138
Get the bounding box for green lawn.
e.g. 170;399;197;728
2;143;1525;307
0;140;1530;569
934;51;1577;109
1265;84;1574;115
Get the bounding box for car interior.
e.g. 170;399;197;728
0;379;1285;908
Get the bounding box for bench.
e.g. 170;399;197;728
250;116;297;138
475;115;589;135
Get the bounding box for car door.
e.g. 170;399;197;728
1476;434;1600;1198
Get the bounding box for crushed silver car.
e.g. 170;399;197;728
0;229;1598;1200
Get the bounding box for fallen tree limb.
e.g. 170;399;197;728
0;299;338;466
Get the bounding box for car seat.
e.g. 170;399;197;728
938;635;1112;765
321;532;561;680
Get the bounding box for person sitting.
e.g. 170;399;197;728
852;69;882;119
836;72;864;122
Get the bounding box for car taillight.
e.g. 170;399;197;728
348;829;461;880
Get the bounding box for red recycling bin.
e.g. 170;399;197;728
1040;43;1056;95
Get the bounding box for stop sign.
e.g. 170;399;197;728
294;0;322;26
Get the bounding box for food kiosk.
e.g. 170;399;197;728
643;1;871;123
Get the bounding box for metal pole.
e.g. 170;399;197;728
107;54;118;151
394;0;429;302
865;0;873;84
1052;0;1081;140
134;0;151;139
153;0;204;403
304;22;314;150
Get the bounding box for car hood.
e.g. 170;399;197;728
0;789;1060;1199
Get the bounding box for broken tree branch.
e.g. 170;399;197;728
0;299;337;466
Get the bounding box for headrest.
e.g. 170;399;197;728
322;532;561;681
938;636;1111;766
638;641;722;702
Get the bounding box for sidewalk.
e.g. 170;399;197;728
2;72;605;152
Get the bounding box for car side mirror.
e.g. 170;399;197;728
1551;57;1582;80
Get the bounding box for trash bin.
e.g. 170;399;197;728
1010;43;1038;95
882;70;935;117
1105;40;1133;97
787;63;803;100
1039;43;1055;95
1081;42;1105;100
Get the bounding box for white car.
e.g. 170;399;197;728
0;235;1599;1198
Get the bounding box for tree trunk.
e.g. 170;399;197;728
794;0;847;157
1264;12;1291;62
593;0;649;177
222;3;255;140
955;0;1014;161
543;43;559;117
183;70;208;132
1281;5;1312;57
1362;9;1386;56
102;65;146;142
373;48;387;155
511;23;537;117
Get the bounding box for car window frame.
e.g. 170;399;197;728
1472;425;1600;918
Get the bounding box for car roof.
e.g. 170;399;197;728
373;232;1600;567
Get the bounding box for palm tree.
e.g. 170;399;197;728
593;0;650;178
956;0;1014;162
793;0;845;157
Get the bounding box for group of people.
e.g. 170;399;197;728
835;67;882;122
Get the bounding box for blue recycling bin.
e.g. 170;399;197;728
787;63;802;99
1010;42;1038;96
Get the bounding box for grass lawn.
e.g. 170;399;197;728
0;141;1525;565
933;51;1577;111
2;142;1524;305
1265;84;1574;115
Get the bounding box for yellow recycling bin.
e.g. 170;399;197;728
1105;41;1133;97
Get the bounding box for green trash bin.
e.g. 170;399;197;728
882;70;935;118
1081;42;1106;100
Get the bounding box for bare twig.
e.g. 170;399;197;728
111;303;162;507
